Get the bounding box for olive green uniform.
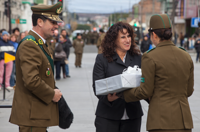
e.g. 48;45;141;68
9;2;63;132
73;39;84;67
96;33;105;54
46;37;56;59
123;14;194;132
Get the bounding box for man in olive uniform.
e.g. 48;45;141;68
96;29;106;54
117;14;194;132
73;33;84;67
87;30;92;44
9;2;63;132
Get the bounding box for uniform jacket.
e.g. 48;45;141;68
9;30;59;127
124;41;194;131
46;37;56;58
93;52;143;120
73;39;84;54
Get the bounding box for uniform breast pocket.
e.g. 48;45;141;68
30;101;51;120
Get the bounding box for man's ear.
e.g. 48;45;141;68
37;18;44;27
152;32;157;40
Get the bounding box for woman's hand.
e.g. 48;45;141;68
107;93;119;102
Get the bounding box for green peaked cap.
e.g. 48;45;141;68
149;14;172;30
31;2;63;22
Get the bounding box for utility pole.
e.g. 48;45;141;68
8;0;11;34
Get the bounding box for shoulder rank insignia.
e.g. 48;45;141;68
26;38;38;45
179;47;186;51
146;47;156;53
38;39;43;45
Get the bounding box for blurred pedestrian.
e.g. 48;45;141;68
12;27;20;39
179;32;184;47
53;29;59;40
140;35;151;53
0;29;6;37
54;35;67;80
119;14;194;132
195;37;200;63
93;22;143;132
96;29;105;54
24;30;29;36
18;32;26;42
9;34;18;87
0;31;15;90
61;34;72;77
9;3;63;132
73;33;84;68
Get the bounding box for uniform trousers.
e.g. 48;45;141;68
149;129;191;132
19;126;47;132
75;53;83;67
0;60;13;87
95;116;141;132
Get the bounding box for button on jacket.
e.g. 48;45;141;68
124;41;194;131
93;52;143;120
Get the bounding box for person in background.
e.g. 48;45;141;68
53;29;59;40
0;31;15;90
9;34;18;87
73;33;84;68
96;29;105;54
12;27;20;38
140;35;151;53
24;30;29;36
93;22;144;132
195;35;200;63
0;29;6;37
61;34;72;77
61;29;68;38
54;35;66;80
179;32;184;47
18;32;26;42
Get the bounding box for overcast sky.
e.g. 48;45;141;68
66;0;141;13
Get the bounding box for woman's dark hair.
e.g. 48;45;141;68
102;22;140;62
61;34;66;39
150;28;172;41
12;28;19;33
32;14;47;26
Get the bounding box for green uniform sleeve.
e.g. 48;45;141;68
123;54;155;102
19;41;55;104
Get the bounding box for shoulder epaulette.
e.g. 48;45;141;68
179;47;186;51
146;47;156;53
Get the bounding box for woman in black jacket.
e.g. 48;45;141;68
140;35;150;53
92;22;144;132
195;39;200;63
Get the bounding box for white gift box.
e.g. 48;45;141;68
95;65;142;95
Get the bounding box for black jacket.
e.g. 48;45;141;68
195;39;200;52
62;37;72;59
140;40;150;53
92;52;143;120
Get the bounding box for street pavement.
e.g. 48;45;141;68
0;45;200;132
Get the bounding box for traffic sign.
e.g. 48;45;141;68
11;19;15;24
20;19;26;24
191;17;200;27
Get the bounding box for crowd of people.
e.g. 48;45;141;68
0;26;87;89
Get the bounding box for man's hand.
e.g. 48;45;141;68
107;93;119;102
52;89;62;102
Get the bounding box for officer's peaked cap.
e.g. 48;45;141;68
149;14;172;30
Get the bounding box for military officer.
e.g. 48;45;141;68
73;33;84;68
9;2;63;132
116;14;194;132
96;29;106;54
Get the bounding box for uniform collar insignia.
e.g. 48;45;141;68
38;39;43;45
56;7;62;14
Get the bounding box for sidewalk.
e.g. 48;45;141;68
0;52;199;132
